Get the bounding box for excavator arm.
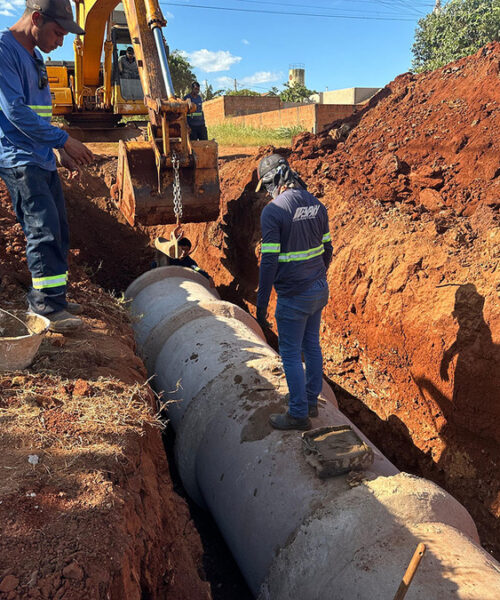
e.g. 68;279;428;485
72;0;219;226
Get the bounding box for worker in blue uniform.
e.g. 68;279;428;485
255;154;333;430
0;0;94;333
184;81;208;141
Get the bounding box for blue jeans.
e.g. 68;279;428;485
0;165;69;315
275;279;329;419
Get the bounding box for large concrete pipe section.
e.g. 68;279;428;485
126;267;500;599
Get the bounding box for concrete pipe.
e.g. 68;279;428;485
126;267;500;599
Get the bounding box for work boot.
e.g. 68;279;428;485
308;405;319;418
269;412;312;431
66;302;83;315
46;310;83;333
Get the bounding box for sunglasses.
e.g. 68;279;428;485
34;56;48;89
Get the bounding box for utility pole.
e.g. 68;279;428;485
234;78;238;92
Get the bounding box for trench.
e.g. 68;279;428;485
61;152;497;594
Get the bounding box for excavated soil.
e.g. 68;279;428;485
0;42;499;597
0;186;212;598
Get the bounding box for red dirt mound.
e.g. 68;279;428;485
174;43;500;559
0;184;211;599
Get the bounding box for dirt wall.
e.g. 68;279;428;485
172;43;500;559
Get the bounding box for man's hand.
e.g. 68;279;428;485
256;306;270;329
63;137;94;166
54;148;81;179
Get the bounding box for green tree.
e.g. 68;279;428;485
412;0;500;72
202;83;224;101
279;81;317;103
226;88;261;96
267;86;280;96
168;50;196;97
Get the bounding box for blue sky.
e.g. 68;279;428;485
0;0;439;93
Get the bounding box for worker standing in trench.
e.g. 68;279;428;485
0;0;94;333
255;154;333;430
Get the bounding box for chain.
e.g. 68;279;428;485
171;151;183;223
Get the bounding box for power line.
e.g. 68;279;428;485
211;0;430;18
161;2;421;21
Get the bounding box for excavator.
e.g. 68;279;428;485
46;0;219;227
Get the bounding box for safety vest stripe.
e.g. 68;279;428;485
32;273;67;289
262;243;281;253
188;112;203;117
278;244;324;263
322;232;331;243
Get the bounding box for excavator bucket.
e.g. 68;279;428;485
113;139;220;226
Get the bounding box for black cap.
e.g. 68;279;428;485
256;154;288;191
26;0;85;35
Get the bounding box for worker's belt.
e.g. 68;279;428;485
0;105;52;118
188;112;203;118
32;272;67;290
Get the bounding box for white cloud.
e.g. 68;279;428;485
240;71;282;86
185;49;242;73
242;39;250;45
0;1;47;16
215;71;282;91
215;76;234;89
164;11;174;19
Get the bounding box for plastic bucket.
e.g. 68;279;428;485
0;310;50;371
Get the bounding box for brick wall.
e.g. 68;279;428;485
203;96;357;131
225;104;357;133
316;104;357;132
203;97;226;125
203;96;281;125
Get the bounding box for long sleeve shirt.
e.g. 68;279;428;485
257;188;333;309
167;255;211;280
0;30;68;171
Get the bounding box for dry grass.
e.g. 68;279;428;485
0;374;163;452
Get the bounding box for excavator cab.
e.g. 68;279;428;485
109;14;147;113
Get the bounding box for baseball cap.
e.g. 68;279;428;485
26;0;85;35
255;154;288;192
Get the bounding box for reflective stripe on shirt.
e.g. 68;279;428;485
0;105;52;118
322;232;331;243
278;244;324;263
29;105;52;117
262;243;280;253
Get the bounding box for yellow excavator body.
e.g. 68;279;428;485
46;0;219;227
